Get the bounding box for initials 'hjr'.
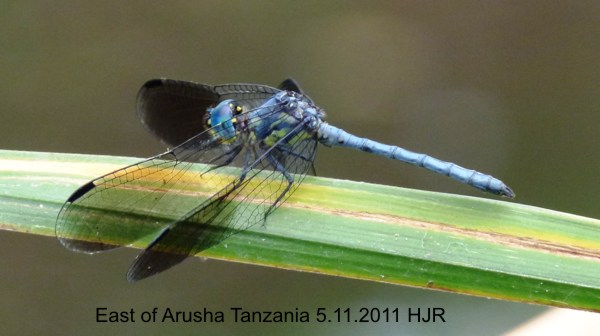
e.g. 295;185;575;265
408;307;446;322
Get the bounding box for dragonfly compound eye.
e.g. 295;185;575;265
208;99;237;139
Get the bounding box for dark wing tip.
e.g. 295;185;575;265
126;227;190;282
278;78;304;94
141;78;166;90
126;250;189;283
66;181;96;203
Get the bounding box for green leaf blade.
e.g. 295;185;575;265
1;149;600;311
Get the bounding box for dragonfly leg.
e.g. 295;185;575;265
276;142;317;175
276;143;312;162
264;153;294;220
233;147;255;185
200;145;243;176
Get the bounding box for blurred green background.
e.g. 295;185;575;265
1;1;598;334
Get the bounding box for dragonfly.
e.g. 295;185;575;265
56;78;514;282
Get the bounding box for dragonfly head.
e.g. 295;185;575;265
206;99;243;140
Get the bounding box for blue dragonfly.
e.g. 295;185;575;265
56;78;514;282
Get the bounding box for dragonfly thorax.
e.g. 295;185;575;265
273;91;325;132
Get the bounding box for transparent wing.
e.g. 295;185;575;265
55;134;237;253
56;98;285;253
126;117;318;281
137;79;282;147
56;95;318;281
